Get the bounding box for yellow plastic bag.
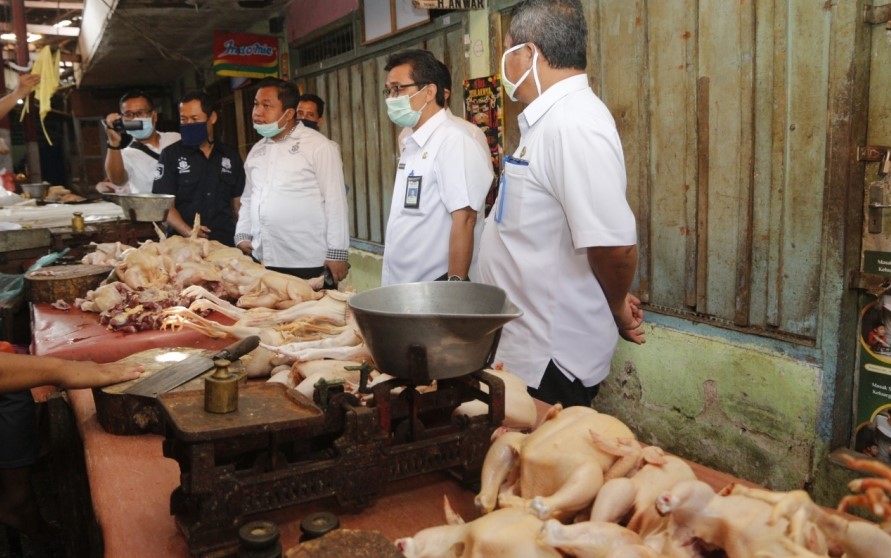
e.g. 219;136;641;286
20;46;60;145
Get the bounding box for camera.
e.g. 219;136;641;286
111;118;144;133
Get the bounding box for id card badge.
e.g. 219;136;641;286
404;175;422;208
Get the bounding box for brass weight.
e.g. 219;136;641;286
204;358;239;413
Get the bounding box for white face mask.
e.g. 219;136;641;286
501;42;541;102
385;86;429;128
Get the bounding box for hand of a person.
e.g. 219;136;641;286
325;259;349;282
615;293;646;345
104;112;123;144
237;240;253;257
14;73;39;99
59;361;145;390
187;225;211;239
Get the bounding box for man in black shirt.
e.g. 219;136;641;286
153;91;245;246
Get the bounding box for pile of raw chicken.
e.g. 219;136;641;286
396;404;891;558
77;232;540;428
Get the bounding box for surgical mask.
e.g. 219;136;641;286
501;42;541;102
299;119;319;131
253;111;291;138
180;122;209;147
128;118;154;140
385;86;428;128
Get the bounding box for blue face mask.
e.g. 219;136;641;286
253;111;291;138
128;118;154;141
299;119;319;131
180;122;208;147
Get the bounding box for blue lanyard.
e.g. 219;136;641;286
494;155;529;224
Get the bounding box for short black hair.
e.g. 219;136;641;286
119;90;154;111
255;77;299;110
384;49;446;107
436;60;452;95
298;93;325;118
509;0;587;70
179;90;217;118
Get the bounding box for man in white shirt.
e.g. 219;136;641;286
235;78;350;283
478;0;645;408
100;90;180;194
382;50;494;285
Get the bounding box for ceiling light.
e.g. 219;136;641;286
54;20;72;28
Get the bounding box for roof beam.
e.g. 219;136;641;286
0;22;80;36
0;1;83;9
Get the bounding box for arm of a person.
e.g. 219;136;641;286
447;207;477;279
587;245;645;344
0;353;143;394
315;141;351;281
438;132;494;280
0;73;38;121
103;113;129;186
234;154;254;256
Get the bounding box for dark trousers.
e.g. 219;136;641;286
266;265;326;281
527;360;600;408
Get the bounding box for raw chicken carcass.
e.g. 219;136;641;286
537;519;645;558
475;405;638;521
395;499;560;558
453;364;537;430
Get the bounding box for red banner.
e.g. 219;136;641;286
213;31;279;79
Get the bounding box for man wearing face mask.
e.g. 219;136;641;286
152;91;245;245
296;93;325;131
100;91;180;194
235;78;350;283
381;50;494;285
477;0;645;409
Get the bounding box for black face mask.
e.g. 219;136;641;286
299;119;319;131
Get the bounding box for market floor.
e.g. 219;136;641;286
0;461;64;558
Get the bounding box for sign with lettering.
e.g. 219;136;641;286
213;31;279;79
463;74;502;215
412;0;486;9
854;250;891;463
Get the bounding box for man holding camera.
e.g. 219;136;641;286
100;90;180;194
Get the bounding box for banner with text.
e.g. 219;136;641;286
213;31;279;79
463;74;503;215
853;250;891;464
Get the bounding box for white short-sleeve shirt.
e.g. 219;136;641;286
478;74;637;388
382;109;494;285
120;131;180;193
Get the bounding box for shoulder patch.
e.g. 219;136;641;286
154;163;164;180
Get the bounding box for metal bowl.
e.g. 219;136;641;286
21;182;48;199
348;282;522;382
103;193;175;222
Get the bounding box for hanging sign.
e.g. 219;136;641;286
213;31;279;79
412;0;486;9
463;74;503;215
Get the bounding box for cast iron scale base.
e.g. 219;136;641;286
158;367;505;556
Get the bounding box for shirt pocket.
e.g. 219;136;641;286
494;159;530;232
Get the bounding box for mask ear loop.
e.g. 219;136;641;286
528;44;542;97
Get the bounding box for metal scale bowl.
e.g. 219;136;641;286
157;282;522;556
348;281;523;383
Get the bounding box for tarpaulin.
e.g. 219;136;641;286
212;31;278;79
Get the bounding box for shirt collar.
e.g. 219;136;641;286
405;108;449;148
519;73;589;129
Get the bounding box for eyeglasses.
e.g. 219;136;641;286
122;109;153;119
382;83;426;98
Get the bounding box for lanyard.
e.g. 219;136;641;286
494;155;530;224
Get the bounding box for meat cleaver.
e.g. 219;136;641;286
123;336;260;398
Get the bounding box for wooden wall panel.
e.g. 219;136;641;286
362;57;384;244
349;63;369;241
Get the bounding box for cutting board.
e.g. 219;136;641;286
24;264;112;303
93;347;245;436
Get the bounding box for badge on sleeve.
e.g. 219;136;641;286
154;163;164;180
404;175;422;208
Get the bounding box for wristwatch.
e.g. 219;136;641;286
447;275;464;282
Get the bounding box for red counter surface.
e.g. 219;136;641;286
29;304;761;558
30;303;235;362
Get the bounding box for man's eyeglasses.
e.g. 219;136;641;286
122;109;153;119
382;83;426;98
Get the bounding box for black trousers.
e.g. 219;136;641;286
527;360;600;408
266;265;326;281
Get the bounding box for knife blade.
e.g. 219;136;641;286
122;336;260;398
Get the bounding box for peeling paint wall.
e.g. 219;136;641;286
598;323;821;490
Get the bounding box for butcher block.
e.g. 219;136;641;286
94;347;246;436
24;264;112;304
